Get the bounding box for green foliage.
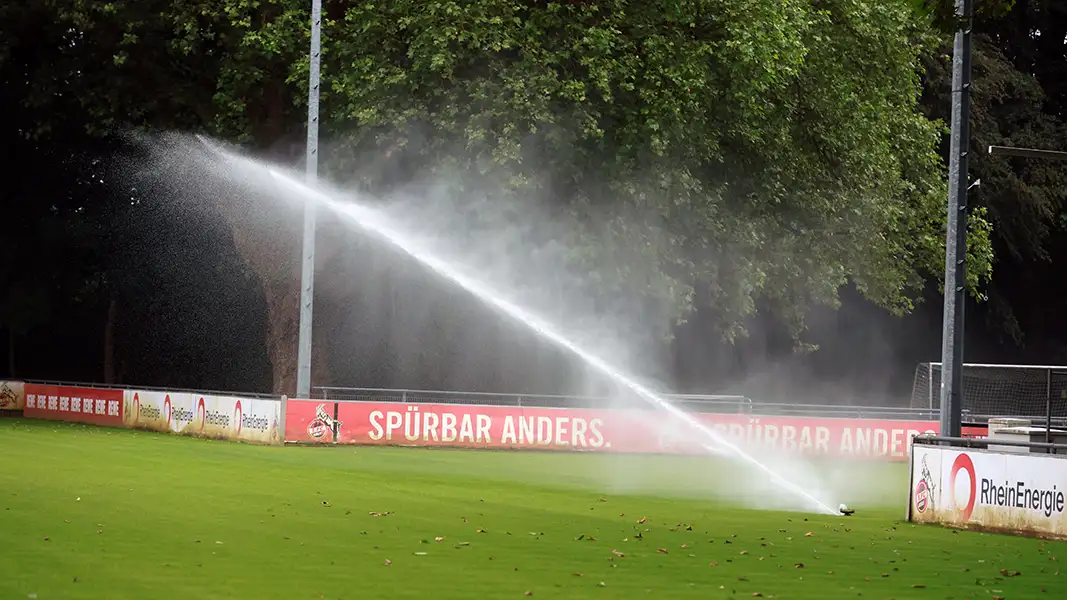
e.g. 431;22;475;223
908;0;1017;32
920;30;1067;341
3;0;996;343
316;0;992;339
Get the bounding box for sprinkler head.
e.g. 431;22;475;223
838;504;855;516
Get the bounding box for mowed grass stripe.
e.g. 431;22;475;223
2;418;1064;599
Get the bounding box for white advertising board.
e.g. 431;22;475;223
124;390;196;433
908;445;1067;538
123;389;281;445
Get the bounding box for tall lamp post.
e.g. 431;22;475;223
296;0;322;399
939;0;974;439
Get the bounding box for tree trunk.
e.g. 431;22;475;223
219;101;334;395
103;297;118;384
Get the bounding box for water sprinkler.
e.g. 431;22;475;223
838;504;855;516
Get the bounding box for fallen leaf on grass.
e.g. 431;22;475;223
597;582;607;588
369;511;392;517
740;551;749;556
804;532;813;537
656;548;669;554
637;517;647;524
827;571;834;575
413;552;427;556
612;550;625;557
709;562;719;567
476;529;487;534
434;536;444;542
880;573;889;578
795;563;804;569
384;560;391;566
572;573;583;577
598;498;607;502
752;593;762;597
1000;569;1021;577
681;544;688;549
587;537;598;541
524;591;533;597
911;584;925;588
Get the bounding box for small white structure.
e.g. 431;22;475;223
989;426;1067;454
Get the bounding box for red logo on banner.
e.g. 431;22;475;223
914;479;930;513
234;400;243;436
950;453;977;521
197;397;207;432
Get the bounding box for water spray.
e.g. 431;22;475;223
195;135;842;516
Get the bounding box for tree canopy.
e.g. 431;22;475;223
3;0;1009;392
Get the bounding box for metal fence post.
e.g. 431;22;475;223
1047;367;1053;447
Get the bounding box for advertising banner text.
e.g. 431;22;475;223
908;445;1067;538
285;400;942;460
24;383;124;427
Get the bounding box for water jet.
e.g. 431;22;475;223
195;135;841;516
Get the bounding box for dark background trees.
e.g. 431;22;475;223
1;0;1064;404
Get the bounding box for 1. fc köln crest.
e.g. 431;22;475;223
307;403;342;442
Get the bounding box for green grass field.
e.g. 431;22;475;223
2;418;1064;599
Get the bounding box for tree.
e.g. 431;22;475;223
915;0;1066;346
3;0;995;392
317;0;993;340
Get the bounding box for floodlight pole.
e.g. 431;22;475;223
296;0;322;399
939;0;974;439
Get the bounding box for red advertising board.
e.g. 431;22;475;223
285;399;958;461
24;383;124;427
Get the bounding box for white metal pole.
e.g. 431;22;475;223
296;0;322;398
